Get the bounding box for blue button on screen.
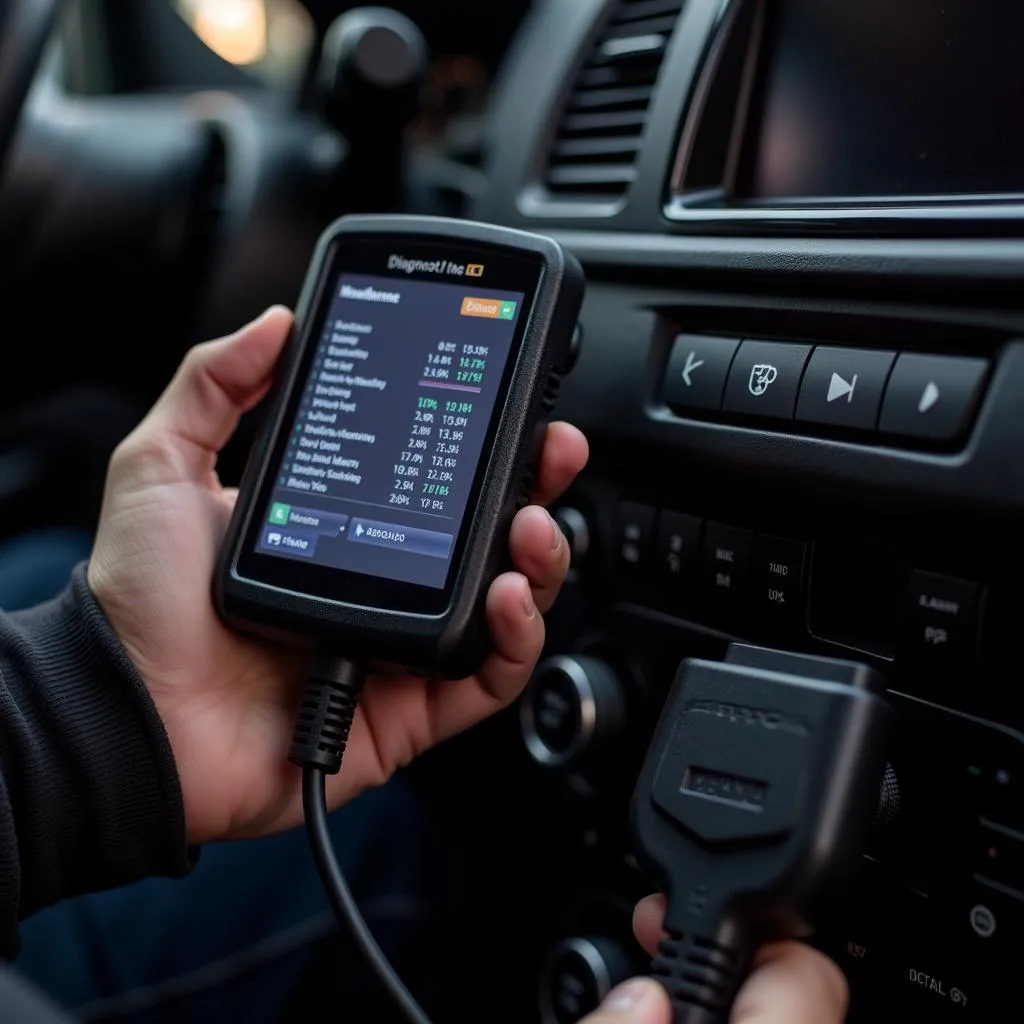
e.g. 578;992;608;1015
260;526;318;558
347;519;453;560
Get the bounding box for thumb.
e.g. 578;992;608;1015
146;306;293;476
731;942;848;1023
580;979;671;1024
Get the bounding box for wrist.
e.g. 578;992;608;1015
3;566;194;928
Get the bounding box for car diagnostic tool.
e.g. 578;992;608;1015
215;214;584;1024
216;215;584;679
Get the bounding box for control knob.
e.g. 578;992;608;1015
521;655;626;768
552;506;591;568
318;7;428;211
540;937;634;1024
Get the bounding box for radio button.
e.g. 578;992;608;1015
655;511;702;584
879;354;989;442
723;340;812;421
615;502;656;571
663;334;739;413
752;535;807;629
701;522;753;604
903;570;979;675
796;347;896;431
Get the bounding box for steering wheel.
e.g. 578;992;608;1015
0;0;62;176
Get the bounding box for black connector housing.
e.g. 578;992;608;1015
632;644;892;1022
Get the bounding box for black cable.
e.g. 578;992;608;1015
290;653;433;1024
302;768;432;1024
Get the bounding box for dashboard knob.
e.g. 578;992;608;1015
552;506;591;567
320;7;428;134
318;7;428;212
540;937;635;1024
521;655;626;768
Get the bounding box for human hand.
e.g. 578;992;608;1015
88;307;589;845
574;894;848;1023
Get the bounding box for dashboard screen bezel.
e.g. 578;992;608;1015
664;0;1024;233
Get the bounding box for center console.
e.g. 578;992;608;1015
469;1;1024;1020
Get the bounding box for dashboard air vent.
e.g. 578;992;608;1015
543;0;685;200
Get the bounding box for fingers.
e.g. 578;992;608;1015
509;506;570;613
632;899;847;1024
632;894;667;957
732;942;848;1024
576;948;846;1024
508;420;587;612
532;421;589;506
421;571;545;744
146;307;293;477
481;572;545;698
580;979;671;1024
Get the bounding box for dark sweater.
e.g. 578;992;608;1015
0;565;193;1018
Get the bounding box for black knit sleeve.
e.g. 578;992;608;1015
0;564;193;959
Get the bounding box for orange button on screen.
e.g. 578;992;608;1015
460;297;502;319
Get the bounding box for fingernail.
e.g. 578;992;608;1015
523;585;537;619
548;511;563;553
601;978;661;1015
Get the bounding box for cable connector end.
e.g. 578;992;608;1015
289;654;365;774
632;644;892;1021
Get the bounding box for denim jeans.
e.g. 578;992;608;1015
0;529;94;612
16;780;444;1024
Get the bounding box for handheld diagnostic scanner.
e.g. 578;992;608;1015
215;215;584;680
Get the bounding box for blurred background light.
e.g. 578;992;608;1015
175;0;314;81
186;0;267;66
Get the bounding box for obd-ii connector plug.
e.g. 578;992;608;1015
632;644;892;1024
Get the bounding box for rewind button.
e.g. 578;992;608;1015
796;347;896;431
663;334;740;413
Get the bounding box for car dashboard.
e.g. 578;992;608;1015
452;1;1024;1021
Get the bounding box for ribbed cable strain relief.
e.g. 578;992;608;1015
289;657;365;774
651;929;746;1024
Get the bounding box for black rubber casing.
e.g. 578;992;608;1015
214;215;585;678
632;645;893;953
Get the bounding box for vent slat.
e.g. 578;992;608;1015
547;164;639;188
611;0;685;25
596;33;666;61
561;109;649;135
578;64;660;88
603;15;681;38
542;0;684;201
569;85;654;111
553;135;643;159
